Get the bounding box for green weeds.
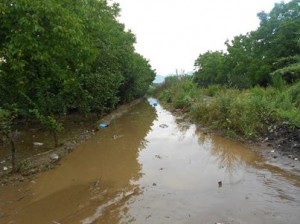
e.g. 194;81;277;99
157;77;300;139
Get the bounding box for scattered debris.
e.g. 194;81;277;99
99;123;108;128
50;153;59;161
264;137;269;142
113;135;123;140
218;181;222;188
159;124;168;128
155;155;162;159
33;142;44;147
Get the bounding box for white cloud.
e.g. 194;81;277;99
115;0;290;75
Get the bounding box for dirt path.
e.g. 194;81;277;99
0;99;299;224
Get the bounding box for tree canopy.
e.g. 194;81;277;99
194;0;300;88
0;0;155;119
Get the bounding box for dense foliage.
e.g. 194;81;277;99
158;76;300;139
194;0;300;88
0;0;155;118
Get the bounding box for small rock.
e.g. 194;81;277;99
50;153;59;161
264;137;269;142
218;181;222;188
294;158;298;161
270;150;275;153
33;142;44;147
52;221;61;224
293;143;300;149
0;160;5;164
152;183;157;186
3;167;8;171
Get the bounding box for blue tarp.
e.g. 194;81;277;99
99;123;108;128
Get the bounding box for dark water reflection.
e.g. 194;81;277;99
0;99;299;224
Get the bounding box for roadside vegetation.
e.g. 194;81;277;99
156;0;300;140
0;0;155;171
157;76;300;139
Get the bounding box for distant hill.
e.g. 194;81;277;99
153;75;165;84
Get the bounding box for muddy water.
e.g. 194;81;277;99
0;114;97;161
0;99;300;224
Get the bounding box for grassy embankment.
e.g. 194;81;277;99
153;75;300;140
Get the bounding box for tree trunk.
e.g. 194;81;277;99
53;131;58;147
10;137;16;173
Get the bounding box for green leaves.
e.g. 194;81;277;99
0;0;155;120
194;0;300;88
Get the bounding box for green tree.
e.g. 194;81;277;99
193;0;300;88
0;107;17;172
193;51;227;87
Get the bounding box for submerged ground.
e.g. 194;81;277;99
0;99;299;224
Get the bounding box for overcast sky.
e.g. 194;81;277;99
115;0;289;76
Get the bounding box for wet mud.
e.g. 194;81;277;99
0;99;299;224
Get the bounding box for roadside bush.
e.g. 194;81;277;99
202;84;224;97
159;75;199;110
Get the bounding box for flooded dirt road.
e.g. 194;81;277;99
0;99;300;224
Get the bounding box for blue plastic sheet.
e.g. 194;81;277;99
99;123;108;128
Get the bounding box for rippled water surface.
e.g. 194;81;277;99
0;99;299;224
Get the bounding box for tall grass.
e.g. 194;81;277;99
157;77;300;139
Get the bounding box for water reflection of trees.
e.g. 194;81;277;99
195;127;256;177
89;100;157;223
11;100;158;224
174;117;193;141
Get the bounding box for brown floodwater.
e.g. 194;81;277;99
0;99;299;224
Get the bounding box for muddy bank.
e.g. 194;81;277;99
0;99;143;185
256;125;300;174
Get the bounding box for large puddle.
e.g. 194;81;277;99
0;99;299;224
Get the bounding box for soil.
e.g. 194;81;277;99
0;99;143;185
256;124;300;174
